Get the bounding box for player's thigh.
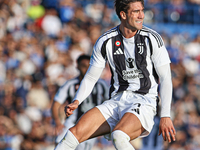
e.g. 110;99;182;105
70;107;110;143
113;112;145;140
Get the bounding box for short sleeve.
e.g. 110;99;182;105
90;40;107;68
151;35;171;67
54;82;69;104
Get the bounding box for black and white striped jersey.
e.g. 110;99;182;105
90;25;170;99
54;77;109;124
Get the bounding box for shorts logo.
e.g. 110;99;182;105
131;103;141;114
115;41;121;47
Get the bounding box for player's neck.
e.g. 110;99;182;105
119;24;137;38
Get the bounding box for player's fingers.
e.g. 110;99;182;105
172;126;176;135
66;112;72;117
170;128;176;142
162;130;166;141
64;106;73;117
158;127;162;136
64;106;69;114
165;130;171;143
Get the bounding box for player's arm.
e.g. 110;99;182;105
155;64;176;143
51;101;65;135
52;83;69;134
65;65;104;117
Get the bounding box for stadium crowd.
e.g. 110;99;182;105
0;0;200;150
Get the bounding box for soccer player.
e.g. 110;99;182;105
51;54;109;150
55;0;176;150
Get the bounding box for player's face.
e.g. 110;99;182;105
124;2;144;30
78;59;90;78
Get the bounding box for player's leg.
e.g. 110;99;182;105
55;126;69;146
111;112;145;150
70;107;110;141
55;107;110;150
75;138;96;150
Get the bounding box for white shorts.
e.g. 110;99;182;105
96;91;157;139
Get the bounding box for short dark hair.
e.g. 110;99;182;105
115;0;144;19
77;54;90;64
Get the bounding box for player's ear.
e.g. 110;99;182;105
120;11;126;19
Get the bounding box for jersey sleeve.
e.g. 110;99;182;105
150;33;171;68
54;82;69;104
90;40;107;68
73;65;104;104
155;64;172;118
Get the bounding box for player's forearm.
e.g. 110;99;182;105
159;78;172;117
51;101;62;125
73;65;104;104
156;64;172;118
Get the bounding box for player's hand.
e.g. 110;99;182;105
158;117;176;143
65;100;79;117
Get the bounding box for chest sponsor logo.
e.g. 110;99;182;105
126;58;135;68
122;70;144;80
123;57;144;80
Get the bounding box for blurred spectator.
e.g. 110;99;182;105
27;0;45;20
58;0;75;23
41;8;62;38
26;79;50;111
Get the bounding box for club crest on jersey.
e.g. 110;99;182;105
115;41;121;47
137;43;144;54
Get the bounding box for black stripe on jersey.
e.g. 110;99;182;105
112;34;129;93
101;39;109;59
142;26;163;45
145;36;159;84
141;26;163;48
109;65;114;98
134;34;151;94
99;27;118;59
67;84;72;103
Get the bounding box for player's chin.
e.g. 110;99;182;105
136;24;143;30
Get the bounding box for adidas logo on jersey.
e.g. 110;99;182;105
114;48;123;55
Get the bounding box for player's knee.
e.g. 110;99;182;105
111;130;135;150
69;126;84;142
111;130;130;142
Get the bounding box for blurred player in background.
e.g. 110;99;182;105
51;54;109;150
